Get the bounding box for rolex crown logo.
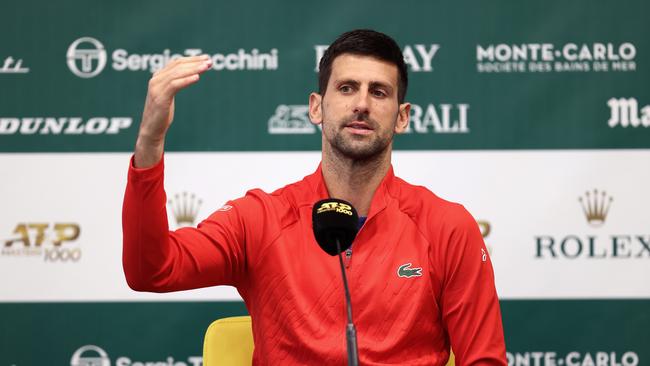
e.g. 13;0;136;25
578;189;613;227
168;192;203;227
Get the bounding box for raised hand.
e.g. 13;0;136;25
134;55;213;168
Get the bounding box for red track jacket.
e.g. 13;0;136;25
122;157;506;365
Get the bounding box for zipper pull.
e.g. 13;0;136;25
344;248;353;268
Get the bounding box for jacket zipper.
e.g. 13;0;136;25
344;248;353;268
344;216;369;268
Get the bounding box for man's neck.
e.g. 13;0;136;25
321;147;391;217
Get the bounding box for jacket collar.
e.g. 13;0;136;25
301;163;398;220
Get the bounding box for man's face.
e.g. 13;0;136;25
309;54;410;160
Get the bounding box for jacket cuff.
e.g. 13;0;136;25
127;154;164;183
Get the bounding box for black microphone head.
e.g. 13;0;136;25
312;198;359;256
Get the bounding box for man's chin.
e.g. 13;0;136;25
335;142;388;161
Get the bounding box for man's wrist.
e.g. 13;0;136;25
134;136;164;168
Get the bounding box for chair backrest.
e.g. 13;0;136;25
447;350;455;366
202;315;455;366
203;316;254;366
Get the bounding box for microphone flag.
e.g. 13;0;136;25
312;198;359;256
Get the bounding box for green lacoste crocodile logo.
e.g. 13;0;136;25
397;263;422;278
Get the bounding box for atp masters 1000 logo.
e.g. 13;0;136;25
2;222;82;262
317;201;354;216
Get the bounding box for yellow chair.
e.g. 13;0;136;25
447;351;455;366
203;316;254;366
202;315;455;366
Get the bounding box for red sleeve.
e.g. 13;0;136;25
438;206;507;365
121;155;254;292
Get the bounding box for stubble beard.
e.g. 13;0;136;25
325;112;394;161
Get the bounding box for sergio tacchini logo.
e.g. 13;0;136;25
397;263;422;278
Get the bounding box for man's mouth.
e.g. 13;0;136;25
345;121;373;131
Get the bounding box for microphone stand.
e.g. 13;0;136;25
336;238;359;366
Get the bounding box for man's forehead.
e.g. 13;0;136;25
329;53;399;86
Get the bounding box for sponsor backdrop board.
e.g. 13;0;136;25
1;300;647;366
1;0;649;365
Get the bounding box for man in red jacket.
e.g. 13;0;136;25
123;29;506;365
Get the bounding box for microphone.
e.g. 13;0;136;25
312;198;359;255
312;198;360;366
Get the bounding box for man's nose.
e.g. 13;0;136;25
352;89;370;115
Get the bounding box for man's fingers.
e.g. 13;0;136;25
176;54;211;64
164;60;212;84
167;74;202;93
149;59;211;95
159;65;209;98
153;55;212;78
149;58;212;101
137;55;212;154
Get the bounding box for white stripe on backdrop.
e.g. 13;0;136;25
0;150;648;301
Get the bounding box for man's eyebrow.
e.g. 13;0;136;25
335;79;360;87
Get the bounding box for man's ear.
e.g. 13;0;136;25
395;102;411;133
309;92;323;125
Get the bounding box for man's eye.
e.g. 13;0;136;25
339;85;352;93
372;90;387;97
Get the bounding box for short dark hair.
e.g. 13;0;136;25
318;29;408;104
